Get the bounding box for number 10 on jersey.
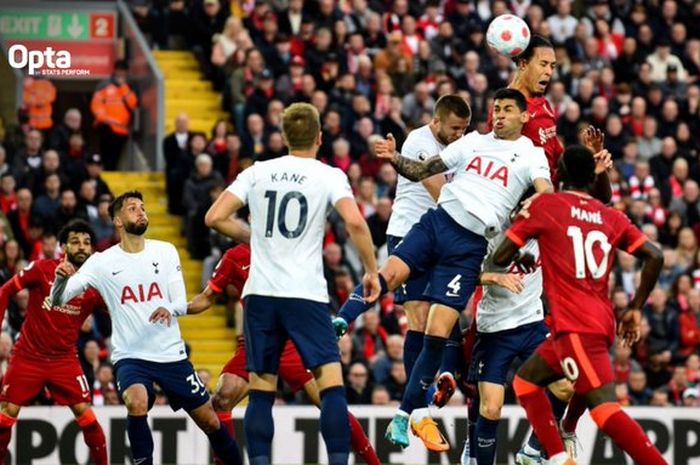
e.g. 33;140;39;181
264;190;309;239
567;226;612;280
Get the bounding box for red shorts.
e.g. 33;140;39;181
536;332;614;394
221;338;313;392
0;354;91;406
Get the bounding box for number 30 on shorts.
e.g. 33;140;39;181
187;373;207;396
561;357;580;382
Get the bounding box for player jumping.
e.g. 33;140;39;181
51;191;243;465
333;94;472;419
337;88;553;452
495;145;666;465
0;220;108;464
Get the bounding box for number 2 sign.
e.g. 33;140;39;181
89;13;115;40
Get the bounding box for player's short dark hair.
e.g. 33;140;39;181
434;94;471;122
58;219;96;245
109;190;143;219
513;34;554;64
493;88;527;112
558;145;596;190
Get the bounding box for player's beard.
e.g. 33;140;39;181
436;128;452;146
124;219;148;236
67;252;89;267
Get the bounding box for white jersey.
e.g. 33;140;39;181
51;240;188;363
227;155;354;302
477;233;543;333
386;125;446;237
438;131;550;238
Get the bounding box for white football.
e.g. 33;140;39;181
486;14;531;58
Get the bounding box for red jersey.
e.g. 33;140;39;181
488;95;563;185
0;259;105;360
208;244;251;295
506;192;647;343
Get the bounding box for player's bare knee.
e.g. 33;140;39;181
584;383;616;409
191;403;220;434
381;257;410;290
0;402;19;418
479;401;502;421
123;388;149;415
548;379;574;401
312;362;344;391
212;390;235;412
404;301;429;331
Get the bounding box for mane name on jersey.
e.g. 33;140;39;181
465;156;509;187
270;172;307;184
571;206;603;224
121;282;163;304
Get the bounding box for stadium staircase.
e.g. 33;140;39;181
101;171;235;388
153;50;231;134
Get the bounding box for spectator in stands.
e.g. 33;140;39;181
367;197;391;249
183;153;223;258
33;173;61;221
13;129;43;186
92;363;116;407
628;370;652;405
240;113;266;159
372;334;403;385
82;154;111;199
49;108;82;155
645;287;680;363
90;60;139;170
190;0;228;83
352;310;387;365
346;361;373;404
163;113;191;215
52;189;87;234
7;188;36;258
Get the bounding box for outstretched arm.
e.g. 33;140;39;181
188;286;217;315
375;133;448;182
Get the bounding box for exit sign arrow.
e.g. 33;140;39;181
67;14;83;39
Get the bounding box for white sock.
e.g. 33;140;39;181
524;443;541;456
411;407;431;422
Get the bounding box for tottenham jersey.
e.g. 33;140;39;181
227;155;354;302
478;233;544;333
438;131;550;238
386;125;447;237
51;240;188;363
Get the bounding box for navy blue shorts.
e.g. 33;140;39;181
114;358;210;412
470;320;549;385
387;235;430;304
244;295;339;374
391;207;488;311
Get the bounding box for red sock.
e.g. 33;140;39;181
76;410;108;465
0;412;16;464
217;411;235;438
348;412;380;465
513;375;564;458
561;393;587;434
590;403;666;465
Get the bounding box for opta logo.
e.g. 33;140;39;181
7;44;71;76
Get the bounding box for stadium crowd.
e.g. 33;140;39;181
1;0;700;410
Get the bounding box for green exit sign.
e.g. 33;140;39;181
0;11;90;41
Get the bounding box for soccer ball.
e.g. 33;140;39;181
486;14;531;58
